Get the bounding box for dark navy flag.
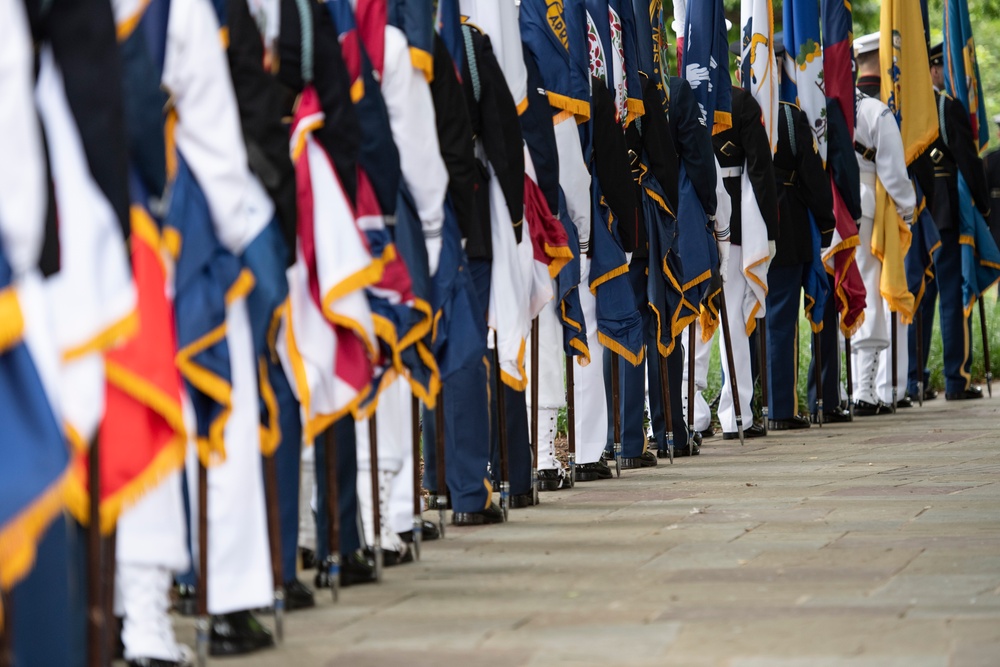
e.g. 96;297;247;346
388;0;435;81
436;0;464;80
642;171;686;356
0;239;68;591
906;184;943;312
682;0;731;134
943;0;1000;310
520;0;590;121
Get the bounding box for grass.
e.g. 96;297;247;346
554;289;1000;435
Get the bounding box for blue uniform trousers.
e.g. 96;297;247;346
268;356;302;581
605;260;648;458
909;229;973;395
421;258;492;513
807;273;842;413
10;516;86;667
764;263;805;420
488;374;532;496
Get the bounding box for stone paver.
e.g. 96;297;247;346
174;389;1000;666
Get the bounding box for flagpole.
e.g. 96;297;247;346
530;319;540;504
814;329;824;427
0;589;11;666
322;428;341;602
262;454;285;642
657;349;674;463
410;395;422;560
916;311;924;406
759;317;769;434
367;416;383;581
565;354;576;487
196;459;209;667
844;332;855;420
102;531;117;666
433;390;448;537
979;298;993;397
891;313;898;411
687;325;697;455
611;352;622;477
718;290;746;445
87;439;109;667
492;343;511;520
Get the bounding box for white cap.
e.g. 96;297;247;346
671;19;733;34
854;32;880;56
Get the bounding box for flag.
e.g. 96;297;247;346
738;0;779;332
0;241;69;591
524;165;573;311
279;86;378;442
519;0;591;121
614;0;645;124
642;169;687;355
554;193;591;362
631;0;671;107
436;0;464;79
906;185;943;311
682;0;731;134
779;2;828;332
821;0;867;335
944;0;1000;310
388;0;434;81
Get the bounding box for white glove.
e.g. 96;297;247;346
426;235;443;276
717;240;730;284
768;240;777;262
624;251;633;265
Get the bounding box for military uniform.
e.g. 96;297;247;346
712;85;779;437
907;49;991;400
765;102;835;427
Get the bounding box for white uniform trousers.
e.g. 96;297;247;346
573;256;608;464
681;322;714;433
716;245;755;433
876;316;909;404
298;446;316;551
115;470;189;663
524;289;566;471
185;297;273;615
356;376;409;554
851;211;891;404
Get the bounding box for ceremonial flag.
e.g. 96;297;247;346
821;0;867;335
0;241;69;591
681;0;731;134
643;170;687;356
943;0;1000;310
614;0;645;124
388;0;434;81
519;0;591;121
779;3;829;332
565;0;593;121
738;0;779;332
631;0;671;107
280;87;378;442
436;0;464;79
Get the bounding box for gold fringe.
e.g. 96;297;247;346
0;468;70;590
410;47;434;83
499;337;528;390
588;262;629;295
597;332;644;367
546;92;591;122
0;288;24;352
62;310;139;363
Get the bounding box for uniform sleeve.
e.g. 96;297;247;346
381;26;447;257
163;0;272;255
672;78;717;217
873;105;916;221
0;0;46;276
945;97;990;217
794;108;836;246
740;92;779;240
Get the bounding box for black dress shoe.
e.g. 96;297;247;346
700;427;716;439
374;545;413;567
895;396;913;408
452;501;504;526
768;415;810;430
510;490;538;508
722;423;766;440
665;431;702;458
575;458;612;481
621;450;657;469
946;386;984;400
810;406;851;424
399;520;441;544
299;547;317;570
127;658;192;667
284;578;315;611
853;399;891;416
537;468;567;491
313;551;378;588
210;610;274;657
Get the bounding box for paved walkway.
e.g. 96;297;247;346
184;391;1000;667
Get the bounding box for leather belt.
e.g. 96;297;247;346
855;141;876;161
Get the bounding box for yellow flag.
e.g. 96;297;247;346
880;0;939;164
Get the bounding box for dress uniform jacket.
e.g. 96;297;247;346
927;90;990;230
713;85;779;246
773;102;835;266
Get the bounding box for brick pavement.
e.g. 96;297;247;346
179;389;1000;667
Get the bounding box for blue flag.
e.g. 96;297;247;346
682;0;731;134
520;0;590;120
943;0;1000;310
